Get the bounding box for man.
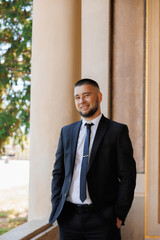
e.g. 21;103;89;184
49;78;136;240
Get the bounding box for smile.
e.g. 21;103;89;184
80;105;89;110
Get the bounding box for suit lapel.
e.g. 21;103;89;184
70;120;82;170
89;115;110;169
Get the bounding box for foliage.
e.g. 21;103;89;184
0;0;33;152
0;210;14;218
0;210;27;235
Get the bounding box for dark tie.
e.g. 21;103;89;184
80;123;93;202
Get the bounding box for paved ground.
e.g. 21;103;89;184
0;160;29;214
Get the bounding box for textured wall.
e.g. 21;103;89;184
111;0;145;173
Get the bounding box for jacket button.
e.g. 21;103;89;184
64;193;67;197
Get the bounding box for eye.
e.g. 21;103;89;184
75;96;80;100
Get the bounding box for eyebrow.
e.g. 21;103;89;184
74;92;91;98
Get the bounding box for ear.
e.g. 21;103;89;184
98;92;102;103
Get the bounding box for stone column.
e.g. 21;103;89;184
81;0;110;117
29;0;81;220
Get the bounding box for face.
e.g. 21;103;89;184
74;84;102;120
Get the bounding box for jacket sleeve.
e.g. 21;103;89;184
50;128;65;208
115;125;136;223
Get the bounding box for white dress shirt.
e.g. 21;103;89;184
66;113;102;204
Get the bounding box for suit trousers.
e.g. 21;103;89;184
57;202;121;240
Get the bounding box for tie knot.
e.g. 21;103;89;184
85;123;94;129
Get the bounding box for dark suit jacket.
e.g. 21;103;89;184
49;115;136;225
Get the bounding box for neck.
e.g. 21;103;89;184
83;111;101;122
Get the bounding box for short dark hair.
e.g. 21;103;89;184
74;78;100;90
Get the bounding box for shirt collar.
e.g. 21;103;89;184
82;113;102;128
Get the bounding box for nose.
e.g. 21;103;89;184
79;96;85;103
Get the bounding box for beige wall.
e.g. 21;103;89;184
111;0;145;173
145;0;160;238
109;1;146;238
121;197;145;240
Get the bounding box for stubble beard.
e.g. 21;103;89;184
78;99;99;118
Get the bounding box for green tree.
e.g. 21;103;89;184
0;0;33;153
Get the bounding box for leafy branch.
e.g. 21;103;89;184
0;0;33;153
